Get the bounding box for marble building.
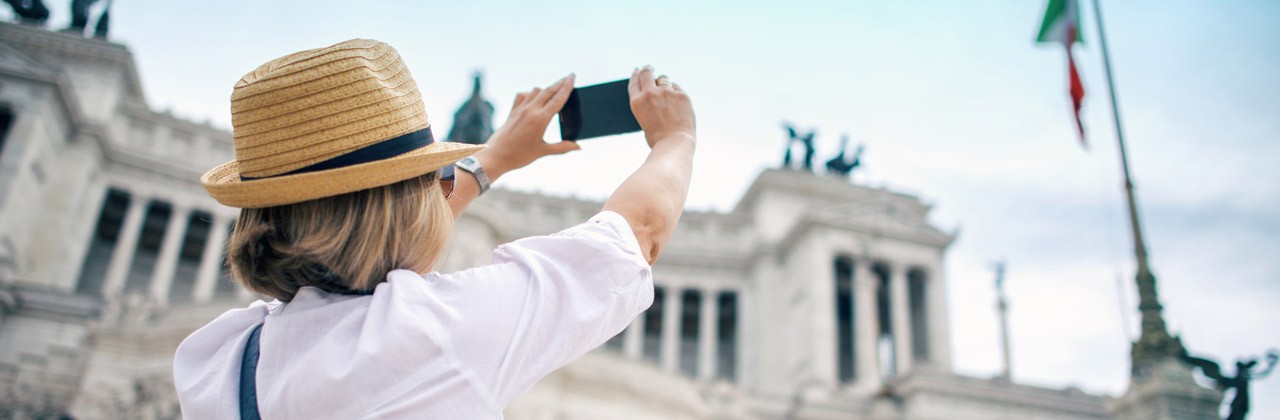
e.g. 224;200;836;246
0;21;1114;419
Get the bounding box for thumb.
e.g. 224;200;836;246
547;140;582;155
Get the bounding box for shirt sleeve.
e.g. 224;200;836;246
430;211;654;406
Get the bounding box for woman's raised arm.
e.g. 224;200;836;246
602;66;697;265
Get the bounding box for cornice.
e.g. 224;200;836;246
13;284;101;320
0;22;146;102
895;371;1109;416
117;102;233;143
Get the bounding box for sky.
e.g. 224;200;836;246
10;0;1279;416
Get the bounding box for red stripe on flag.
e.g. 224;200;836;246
1066;25;1087;147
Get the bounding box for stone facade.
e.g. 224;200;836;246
0;22;1114;419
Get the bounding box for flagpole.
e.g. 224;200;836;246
993;261;1012;381
1088;0;1184;372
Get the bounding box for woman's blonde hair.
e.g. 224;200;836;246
227;173;452;301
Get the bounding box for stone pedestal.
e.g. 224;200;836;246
1108;358;1222;420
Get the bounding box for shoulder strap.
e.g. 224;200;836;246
239;323;264;420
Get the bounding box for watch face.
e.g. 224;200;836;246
457;157;478;170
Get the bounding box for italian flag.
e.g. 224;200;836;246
1037;0;1086;146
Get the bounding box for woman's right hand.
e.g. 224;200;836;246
628;66;696;148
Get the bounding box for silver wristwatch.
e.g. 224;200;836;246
453;157;489;195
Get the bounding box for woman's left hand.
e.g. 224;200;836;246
477;73;581;179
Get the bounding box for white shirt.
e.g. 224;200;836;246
173;211;653;419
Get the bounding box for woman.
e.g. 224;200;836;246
174;39;695;419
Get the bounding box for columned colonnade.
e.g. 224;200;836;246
76;185;246;305
833;254;932;388
610;283;742;383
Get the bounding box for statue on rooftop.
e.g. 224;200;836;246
65;0;98;34
1183;349;1278;420
446;71;496;145
92;0;111;38
824;134;864;178
4;0;51;26
781;123;816;171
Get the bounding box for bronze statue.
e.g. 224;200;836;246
4;0;51;25
92;0;111;38
781;123;816;171
65;0;99;35
1183;350;1278;420
446;72;495;145
824;134;863;178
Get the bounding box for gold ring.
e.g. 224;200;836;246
656;75;673;87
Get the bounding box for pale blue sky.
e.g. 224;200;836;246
11;0;1279;416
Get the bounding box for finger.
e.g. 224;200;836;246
636;65;656;92
545;140;582;155
512;92;528;109
533;81;555;105
543;73;576;111
670;82;685;93
627;67;641;98
529;87;543;102
538;73;572;107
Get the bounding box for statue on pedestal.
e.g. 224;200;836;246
1183;350;1278;420
824;134;863;178
3;0;50;25
446;72;495;145
5;0;112;38
781;123;816;171
66;0;99;34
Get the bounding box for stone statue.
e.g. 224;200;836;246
781;123;816;171
1183;350;1278;420
824;134;864;178
3;0;51;25
446;71;495;145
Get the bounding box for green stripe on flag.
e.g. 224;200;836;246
1036;0;1083;44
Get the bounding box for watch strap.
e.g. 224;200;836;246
454;157;489;195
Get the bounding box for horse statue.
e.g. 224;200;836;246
781;123;816;171
824;134;863;178
4;0;51;25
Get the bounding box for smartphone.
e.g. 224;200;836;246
558;79;641;141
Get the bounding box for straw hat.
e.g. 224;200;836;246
202;39;484;208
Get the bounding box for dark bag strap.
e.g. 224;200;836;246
239;323;264;420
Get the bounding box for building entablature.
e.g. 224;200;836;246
0;22;145;106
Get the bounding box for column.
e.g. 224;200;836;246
927;264;953;370
193;212;231;302
735;290;750;387
660;285;681;372
890;264;914;377
810;249;838;387
853;259;880;390
623;308;646;360
149;204;191;304
101;194;148;297
697;288;719;380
